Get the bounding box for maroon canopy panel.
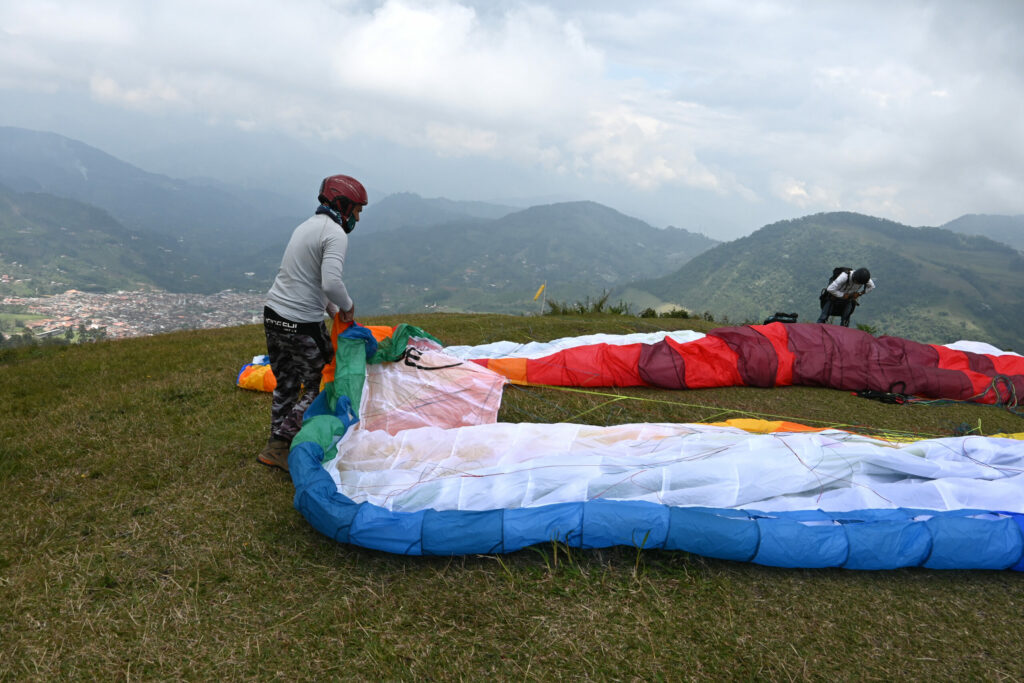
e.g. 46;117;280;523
474;323;1023;405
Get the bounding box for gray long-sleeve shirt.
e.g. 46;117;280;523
265;213;352;323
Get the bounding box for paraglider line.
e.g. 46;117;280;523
906;375;1023;418
563;396;629;423
512;384;945;440
779;435;898;508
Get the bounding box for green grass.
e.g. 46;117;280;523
0;312;46;334
1;313;1023;680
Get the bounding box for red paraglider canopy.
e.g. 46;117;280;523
470;323;1024;406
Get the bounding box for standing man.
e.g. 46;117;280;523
258;175;368;471
817;267;875;327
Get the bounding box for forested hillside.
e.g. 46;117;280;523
0;126;305;292
344;201;719;314
0;186;177;294
623;212;1024;349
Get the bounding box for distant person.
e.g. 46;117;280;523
257;175;368;472
817;267;874;327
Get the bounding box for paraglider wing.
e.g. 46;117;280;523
461;323;1024;403
286;321;1024;570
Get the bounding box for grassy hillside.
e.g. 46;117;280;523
2;314;1023;679
626;212;1024;349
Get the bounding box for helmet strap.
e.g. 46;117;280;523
316;202;343;223
316;202;358;234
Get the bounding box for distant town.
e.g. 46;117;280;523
1;289;266;342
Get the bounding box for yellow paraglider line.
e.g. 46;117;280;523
509;383;945;442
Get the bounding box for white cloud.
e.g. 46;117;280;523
772;176;839;211
2;0;1024;235
424;122;498;156
90;74;183;109
3;0;137;45
569;104;726;192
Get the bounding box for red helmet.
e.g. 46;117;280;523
318;175;368;213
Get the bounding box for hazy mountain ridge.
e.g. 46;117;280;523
346;200;720;314
621;211;1024;348
0;185;185;294
359;192;520;232
940;214;1024;252
0;126;308;292
3;126;1023;349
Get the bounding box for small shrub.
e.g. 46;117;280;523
661;308;690;319
544;290;631;316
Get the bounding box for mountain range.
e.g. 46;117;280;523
0;126;307;292
939;214;1024;251
0;184;170;292
346;200;719;315
619;212;1024;349
1;126;1021;349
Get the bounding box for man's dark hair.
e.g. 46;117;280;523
852;268;871;285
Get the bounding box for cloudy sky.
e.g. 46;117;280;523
2;0;1023;238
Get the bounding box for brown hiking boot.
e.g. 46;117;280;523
257;437;291;472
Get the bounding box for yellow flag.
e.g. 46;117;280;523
533;283;546;301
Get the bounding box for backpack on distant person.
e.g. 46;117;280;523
763;312;799;325
819;267;853;309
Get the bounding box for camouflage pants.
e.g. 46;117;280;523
264;321;331;442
